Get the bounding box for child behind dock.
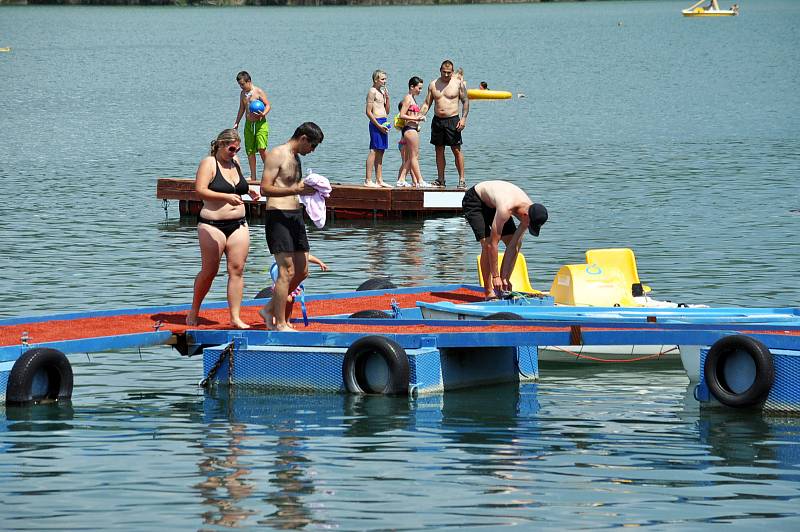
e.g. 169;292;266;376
233;71;271;182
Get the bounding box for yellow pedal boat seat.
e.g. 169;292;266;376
585;248;652;296
476;252;541;294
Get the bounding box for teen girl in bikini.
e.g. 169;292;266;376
399;76;433;188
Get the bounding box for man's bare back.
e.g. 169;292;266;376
474;180;533;216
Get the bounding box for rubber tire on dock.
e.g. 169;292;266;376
704;335;774;408
349;310;393;319
343;336;409;396
356;278;397;291
482;312;524;320
254;286;273;299
6;348;73;406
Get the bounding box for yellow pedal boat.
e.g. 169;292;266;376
682;0;739;17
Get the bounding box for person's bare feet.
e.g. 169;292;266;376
186;311;199;326
258;308;277;330
275;323;297;332
231;318;251;330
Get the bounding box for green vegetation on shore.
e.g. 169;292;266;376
3;0;563;6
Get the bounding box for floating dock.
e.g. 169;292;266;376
156;178;465;219
3;284;800;413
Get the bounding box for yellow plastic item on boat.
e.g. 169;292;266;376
476;252;540;294
393;113;405;129
467;89;513;100
548;264;637;307
585;248;651;294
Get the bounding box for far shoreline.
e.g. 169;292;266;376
2;0;574;6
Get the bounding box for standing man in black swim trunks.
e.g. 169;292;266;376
420;59;469;189
462;180;548;300
259;122;323;331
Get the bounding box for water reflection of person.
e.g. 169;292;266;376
365;223;389;278
400;223;426;285
422;217;472;283
195;422;257;528
258;435;316;529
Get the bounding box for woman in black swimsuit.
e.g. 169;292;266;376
187;129;260;328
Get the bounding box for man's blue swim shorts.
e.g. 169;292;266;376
369;117;389;151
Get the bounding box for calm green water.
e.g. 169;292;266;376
2;1;800;529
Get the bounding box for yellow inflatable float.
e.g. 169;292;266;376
467;89;513;100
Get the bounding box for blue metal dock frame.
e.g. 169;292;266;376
188;320;800;397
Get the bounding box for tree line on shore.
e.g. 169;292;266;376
3;0;571;6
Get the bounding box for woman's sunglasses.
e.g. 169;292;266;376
227;145;240;154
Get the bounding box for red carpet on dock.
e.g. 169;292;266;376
0;289;484;347
4;288;798;349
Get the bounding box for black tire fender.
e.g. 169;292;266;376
356;278;397;292
6;348;74;406
482;312;524;320
704;335;774;408
342;336;409;395
349;310;393;319
254;286;273;300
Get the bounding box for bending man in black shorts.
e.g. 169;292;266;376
259;122;324;331
420;59;469;189
462;180;548;300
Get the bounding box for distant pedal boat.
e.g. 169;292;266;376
682;0;739;16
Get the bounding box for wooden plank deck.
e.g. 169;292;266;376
157;178;465;219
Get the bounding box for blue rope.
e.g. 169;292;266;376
390;298;402;319
299;285;308;326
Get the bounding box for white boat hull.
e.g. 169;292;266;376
539;344;680;363
422;306;681;364
678;345;702;382
682;9;737;16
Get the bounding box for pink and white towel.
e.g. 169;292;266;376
299;172;332;228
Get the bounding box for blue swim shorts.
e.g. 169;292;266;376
369;117;389;151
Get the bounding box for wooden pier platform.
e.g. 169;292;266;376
157;178;465;219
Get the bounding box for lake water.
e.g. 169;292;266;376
1;1;800;528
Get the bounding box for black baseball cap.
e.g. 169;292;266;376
528;203;548;237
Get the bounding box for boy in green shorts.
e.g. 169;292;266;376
233;71;271;182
